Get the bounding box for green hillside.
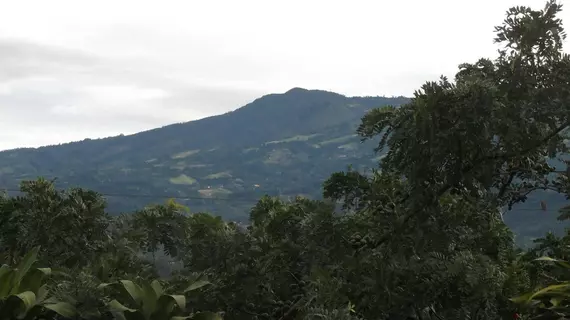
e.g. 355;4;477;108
3;3;570;319
0;88;408;219
0;87;567;244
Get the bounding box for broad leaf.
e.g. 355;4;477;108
108;299;138;313
184;280;211;293
11;291;36;318
119;280;144;306
12;246;40;291
535;256;570;269
0;268;15;298
140;281;158;318
19;267;51;294
43;302;77;318
150;280;164;296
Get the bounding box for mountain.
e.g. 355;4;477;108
0;88;408;219
0;87;567;245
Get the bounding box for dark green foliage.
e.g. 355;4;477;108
97;278;219;320
0;178;109;268
1;1;570;320
0;246;77;319
130;199;190;261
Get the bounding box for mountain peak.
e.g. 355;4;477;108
283;87;344;97
284;87;309;94
0;90;410;217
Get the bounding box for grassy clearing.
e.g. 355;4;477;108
169;174;197;185
203;171;232;179
242;147;259;153
263;149;293;165
198;188;233;198
337;142;358;150
171;149;200;159
0;167;14;174
265;134;321;145
315;134;357;146
187;164;211;168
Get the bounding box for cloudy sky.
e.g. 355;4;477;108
0;0;565;151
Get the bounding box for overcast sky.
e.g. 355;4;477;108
0;0;565;151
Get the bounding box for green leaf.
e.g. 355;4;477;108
35;284;49;302
107;300;143;320
550;296;564;307
535;256;570;269
49;268;71;279
155;296;175;316
530;283;570;301
12;247;40;293
10;291;37;318
97;282;114;290
108;299;138;313
35;268;51;275
0;268;15;299
183;280;211;293
43;302;77;318
169;295;186;310
150;280;163;296
0;265;11;279
156;294;186;314
510;292;534;304
140;281;158;318
19;268;51;294
119;280;144;306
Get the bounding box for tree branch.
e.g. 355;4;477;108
497;172;516;199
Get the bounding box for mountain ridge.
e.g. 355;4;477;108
3;88;404;152
0;88;408;217
0;88;567;246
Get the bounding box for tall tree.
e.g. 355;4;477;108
322;1;569;318
0;178;109;268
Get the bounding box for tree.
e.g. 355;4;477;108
355;0;569;221
1;2;569;319
130;199;190;264
320;1;569;318
0;178;109;268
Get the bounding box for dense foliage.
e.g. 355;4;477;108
1;1;570;319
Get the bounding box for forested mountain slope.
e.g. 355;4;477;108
0;87;567;245
0;88;407;217
3;3;570;319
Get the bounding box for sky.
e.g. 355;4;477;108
0;0;565;151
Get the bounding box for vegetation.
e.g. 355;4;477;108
0;89;406;221
1;1;570;319
0;80;565;245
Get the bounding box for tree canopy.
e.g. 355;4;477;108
1;1;570;319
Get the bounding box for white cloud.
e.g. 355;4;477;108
0;76;60;95
50;105;81;115
81;85;170;104
0;0;568;150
